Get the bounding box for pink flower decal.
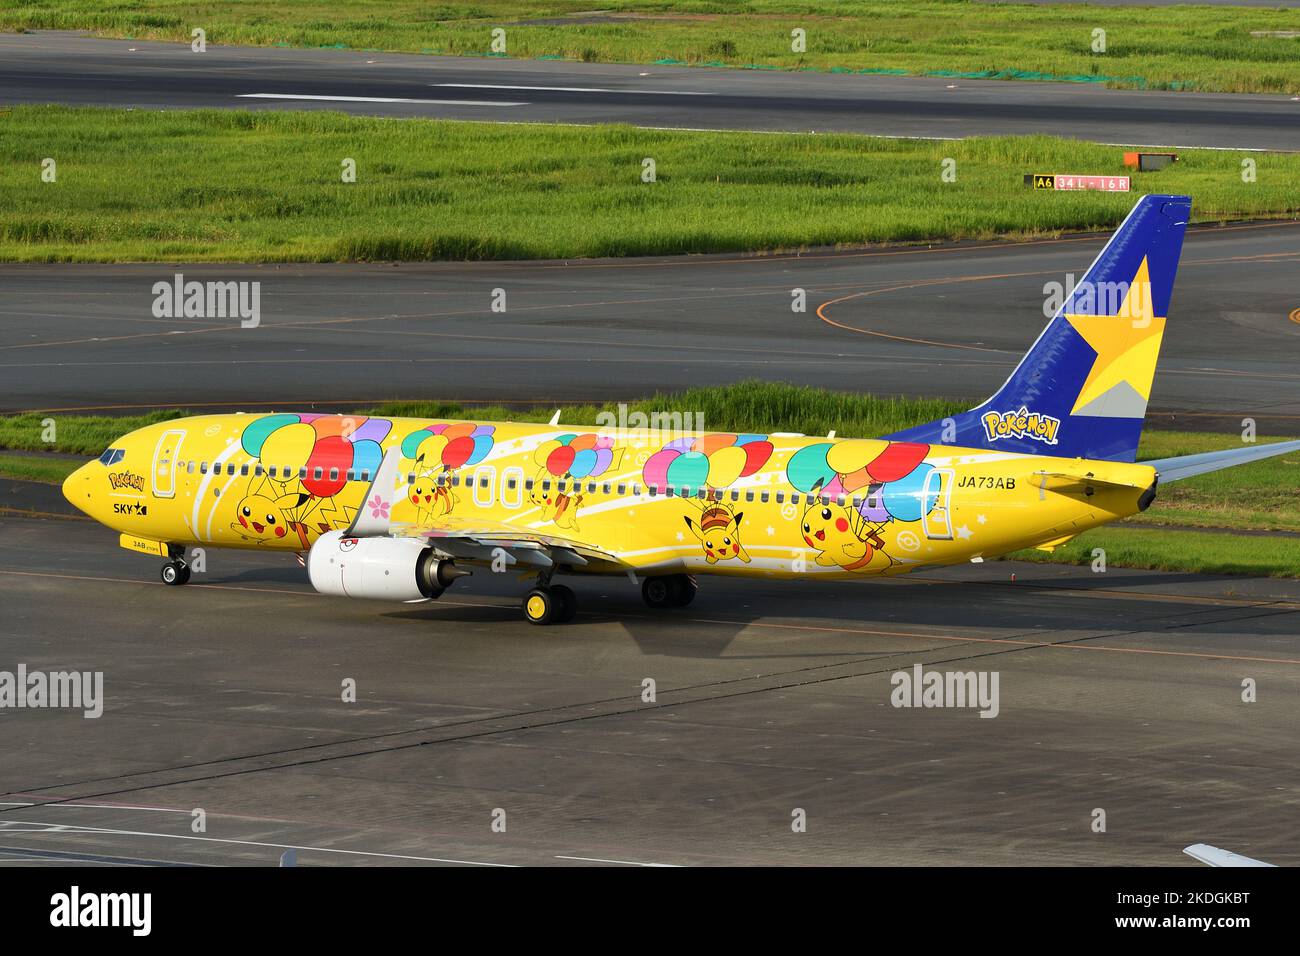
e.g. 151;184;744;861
368;495;390;520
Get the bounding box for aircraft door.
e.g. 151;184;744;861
151;429;186;499
922;467;954;540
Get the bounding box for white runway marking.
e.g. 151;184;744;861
237;93;527;107
556;855;678;867
433;83;715;96
1;819;516;866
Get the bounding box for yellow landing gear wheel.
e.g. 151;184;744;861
523;588;555;625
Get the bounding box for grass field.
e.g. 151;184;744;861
2;107;1298;262
4;382;1296;576
5;1;1300;94
1009;527;1300;579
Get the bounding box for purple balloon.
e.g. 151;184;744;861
350;418;392;444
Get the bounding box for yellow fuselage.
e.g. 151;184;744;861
63;414;1155;579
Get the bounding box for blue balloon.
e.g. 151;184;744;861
882;463;936;523
352;440;382;477
569;448;598;479
467;434;492;466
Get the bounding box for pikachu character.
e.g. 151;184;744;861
231;473;315;547
799;487;893;573
683;504;750;565
408;458;455;524
529;469;584;531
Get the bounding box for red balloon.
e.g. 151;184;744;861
443;435;476;470
546;445;576;476
304;435;351;497
867;442;930;483
739;440;774;477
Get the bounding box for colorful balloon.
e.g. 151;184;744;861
868;442;930;483
882;463;936;522
643;433;774;490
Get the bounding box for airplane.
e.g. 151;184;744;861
62;194;1300;624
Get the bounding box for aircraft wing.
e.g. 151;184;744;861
1183;844;1275;867
344;446;627;572
1144;439;1300;483
389;516;626;571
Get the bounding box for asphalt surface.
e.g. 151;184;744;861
3;32;1300;150
1;513;1297;866
3;220;1298;433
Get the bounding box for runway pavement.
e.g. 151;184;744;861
1;514;1298;865
3;32;1300;150
3;220;1298;434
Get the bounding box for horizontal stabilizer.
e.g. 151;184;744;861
1145;439;1300;483
1183;844;1274;868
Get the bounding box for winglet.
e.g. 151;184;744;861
344;446;405;537
549;408;562;426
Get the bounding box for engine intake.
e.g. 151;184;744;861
307;531;467;602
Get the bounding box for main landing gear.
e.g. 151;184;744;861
521;570;577;626
642;574;697;609
521;571;697;624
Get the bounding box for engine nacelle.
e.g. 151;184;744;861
308;531;465;602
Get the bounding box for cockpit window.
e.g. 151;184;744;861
97;448;125;466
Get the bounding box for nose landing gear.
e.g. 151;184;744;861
160;558;191;586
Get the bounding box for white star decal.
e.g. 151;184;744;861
766;526;775;536
956;525;973;540
675;531;684;542
976;514;987;525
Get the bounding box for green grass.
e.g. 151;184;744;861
6;382;1295;575
0;453;79;484
1009;527;1300;578
2;107;1298;262
5;1;1300;94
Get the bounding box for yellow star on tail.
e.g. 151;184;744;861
1064;257;1166;415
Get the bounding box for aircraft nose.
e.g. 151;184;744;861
62;461;96;515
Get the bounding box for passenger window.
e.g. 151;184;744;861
240;464;249;477
200;462;208;474
228;464;237;476
436;474;446;486
507;478;517;490
617;484;626;495
313;467;323;481
648;485;658;497
254;465;263;477
299;467;307;480
525;478;535;491
542;480;551;491
329;468;339;482
760;491;770;503
632;483;641;496
745;491;755;502
187;461;196;475
730;490;740;502
359;470;370;482
835;495;845;506
776;492;785;504
407;473;415;485
602;483;611;495
587;482;597;494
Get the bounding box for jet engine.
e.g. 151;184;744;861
307;530;468;601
